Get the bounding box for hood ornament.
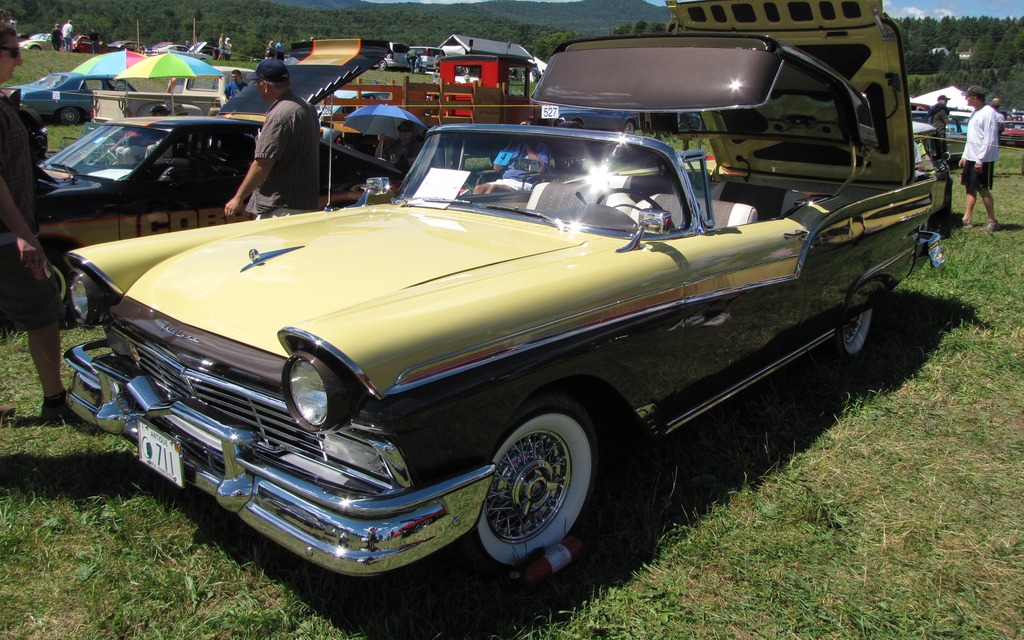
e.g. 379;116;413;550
241;246;305;273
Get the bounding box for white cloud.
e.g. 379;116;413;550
887;0;1018;18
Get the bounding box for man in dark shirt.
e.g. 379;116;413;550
224;58;319;218
928;94;950;155
0;23;74;423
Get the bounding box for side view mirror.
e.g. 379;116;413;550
638;210;672;234
352;177;393;206
511;157;541;173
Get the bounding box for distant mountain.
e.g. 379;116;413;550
270;0;670;36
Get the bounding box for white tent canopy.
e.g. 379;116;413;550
912;86;971;112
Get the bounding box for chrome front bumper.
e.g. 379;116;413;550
66;339;494;576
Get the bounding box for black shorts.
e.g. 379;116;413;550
0;243;65;331
961;161;994;191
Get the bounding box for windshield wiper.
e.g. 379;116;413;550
402;198;558;226
400;197;471;207
46;162;78;176
44;163;79;184
482;204;557;225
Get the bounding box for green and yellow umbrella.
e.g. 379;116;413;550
115;53;224;115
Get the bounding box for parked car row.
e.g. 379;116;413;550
145;41;213;59
999;120;1024;148
9;71;136;125
16;33;211;58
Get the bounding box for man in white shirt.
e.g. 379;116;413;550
958;85;1000;231
61;19;72;52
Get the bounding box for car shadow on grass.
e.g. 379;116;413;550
166;288;976;639
0;288;980;639
0;450;143;500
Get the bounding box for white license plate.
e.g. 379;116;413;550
138;421;184;488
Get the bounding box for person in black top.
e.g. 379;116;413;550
928;94;950;155
0;23;75;423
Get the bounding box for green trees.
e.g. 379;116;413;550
10;0;1024;108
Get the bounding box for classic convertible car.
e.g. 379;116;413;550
64;0;945;576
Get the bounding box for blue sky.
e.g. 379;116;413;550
365;0;1021;19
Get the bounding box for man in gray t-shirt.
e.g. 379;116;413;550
225;58;319;218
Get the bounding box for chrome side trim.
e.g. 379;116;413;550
65;253;126;297
661;330;834;434
392;259;801;394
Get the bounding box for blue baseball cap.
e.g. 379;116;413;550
248;58;289;83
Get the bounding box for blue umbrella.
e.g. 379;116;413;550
343;104;427;138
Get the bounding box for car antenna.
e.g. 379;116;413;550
322;114;335;212
321;66;362;212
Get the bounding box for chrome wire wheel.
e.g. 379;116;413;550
477;397;595;566
837;307;872;356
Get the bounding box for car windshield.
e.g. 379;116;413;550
45;125;170;180
33;73;71;88
397;128;691;235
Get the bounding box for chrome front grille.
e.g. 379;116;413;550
135;342;192;398
130;338;327;463
189;375;327;463
111;324;397;495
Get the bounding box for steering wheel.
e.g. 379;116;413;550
595;187;662;212
85;148;118;166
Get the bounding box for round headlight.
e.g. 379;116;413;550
283;352;350;432
68;271;92;323
67;269;113;326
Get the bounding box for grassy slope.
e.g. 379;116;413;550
2;50;1023;640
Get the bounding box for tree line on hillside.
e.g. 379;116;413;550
899;15;1024;108
4;0;663;61
6;0;1023;106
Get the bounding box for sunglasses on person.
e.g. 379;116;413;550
0;45;21;59
397;126;413;133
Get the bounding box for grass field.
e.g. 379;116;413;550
3;49;1024;640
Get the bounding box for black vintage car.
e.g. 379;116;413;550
35;41;399;292
36;116;401;291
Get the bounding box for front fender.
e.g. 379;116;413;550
68;219;265;295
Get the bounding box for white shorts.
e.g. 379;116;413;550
491;178;537;192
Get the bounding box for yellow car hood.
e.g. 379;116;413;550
123;206;591;362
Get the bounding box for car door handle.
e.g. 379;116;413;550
784;230;808;240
